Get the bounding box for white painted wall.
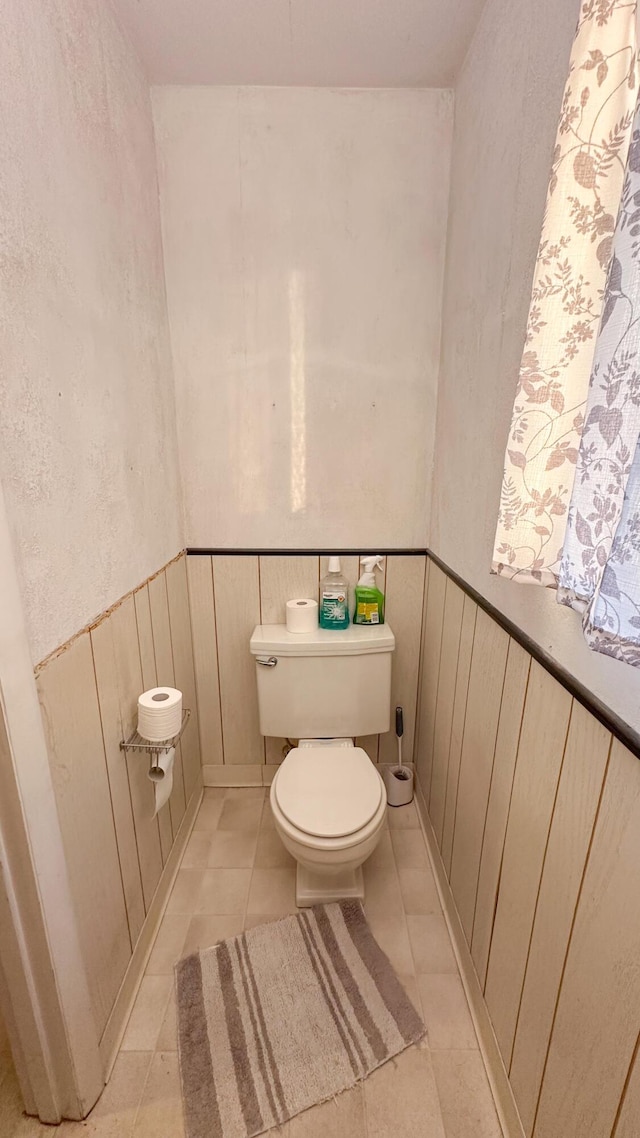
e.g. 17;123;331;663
0;0;183;664
153;86;453;549
431;0;640;733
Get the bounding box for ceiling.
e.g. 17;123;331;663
112;0;487;87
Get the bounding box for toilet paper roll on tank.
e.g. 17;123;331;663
285;598;319;634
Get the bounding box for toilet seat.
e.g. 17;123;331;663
272;746;385;843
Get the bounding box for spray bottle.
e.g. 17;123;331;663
354;555;385;625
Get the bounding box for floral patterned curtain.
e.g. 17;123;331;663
558;92;640;665
492;0;638;586
493;0;640;667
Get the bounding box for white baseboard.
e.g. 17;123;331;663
98;784;203;1075
414;778;525;1138
203;764;264;787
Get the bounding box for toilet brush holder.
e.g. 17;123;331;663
383;765;414;807
383;704;414;806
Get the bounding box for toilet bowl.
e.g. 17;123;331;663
270;740;387;907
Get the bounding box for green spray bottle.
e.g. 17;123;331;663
354;555;385;625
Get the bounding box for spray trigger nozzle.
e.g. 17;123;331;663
358;555;384;584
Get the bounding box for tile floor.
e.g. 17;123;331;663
7;788;503;1137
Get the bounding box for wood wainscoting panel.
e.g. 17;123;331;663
484;663;571;1068
110;597;164;914
509;702;611;1135
186;555;224;767
148;570;186;837
613;1041;640;1138
471;639;530;988
440;593;477;874
91;610;145;946
378;555;427;765
429;578;465;843
357;736;380;763
449;609;509;941
259;555;320;765
533;740;640;1138
415;560;446;795
37;633;131;1037
259;555;320;624
134;583;172;863
212;555;263;765
133;584;157;692
166;557;202;803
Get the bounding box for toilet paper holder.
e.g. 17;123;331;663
120;708;190;778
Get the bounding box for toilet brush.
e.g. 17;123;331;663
383;706;414;807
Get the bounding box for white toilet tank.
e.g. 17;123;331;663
249;624;395;739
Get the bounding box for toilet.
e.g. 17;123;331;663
249;622;395;906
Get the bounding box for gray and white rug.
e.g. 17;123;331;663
176;900;425;1138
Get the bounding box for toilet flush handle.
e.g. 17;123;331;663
256;656;278;667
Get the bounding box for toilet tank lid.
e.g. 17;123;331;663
249;623;395;657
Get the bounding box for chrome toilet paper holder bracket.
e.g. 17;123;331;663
120;708;191;777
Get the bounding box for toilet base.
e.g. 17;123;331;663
296;864;364;908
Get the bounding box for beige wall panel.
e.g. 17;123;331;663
265;737;289;766
166;556;202;802
484;663;571;1067
259;555;320;623
148;571;186;834
441;594;476;873
133;585;157;691
90;614;145;947
37;634;131;1037
449;610;509;940
134;584;171;861
260;555;320;763
213;555;264;765
203;763;263;787
534;740;640;1138
613;1042;640;1138
471;639;530;987
379;556;426;765
110;597;164;914
510;703;610;1135
186;556;224;767
357;735;380;763
429;579;465;842
415;560;446;793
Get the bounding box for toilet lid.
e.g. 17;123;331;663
274;747;384;838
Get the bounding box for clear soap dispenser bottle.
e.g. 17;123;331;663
319;557;350;630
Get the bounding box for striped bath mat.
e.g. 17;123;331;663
176;900;425;1138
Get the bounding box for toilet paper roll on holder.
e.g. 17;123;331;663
120;708;190;778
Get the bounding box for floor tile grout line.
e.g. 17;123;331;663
387;814;451;1134
129;1048;160;1136
242;792;267;931
387;817;425;1022
133;787;232;1132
